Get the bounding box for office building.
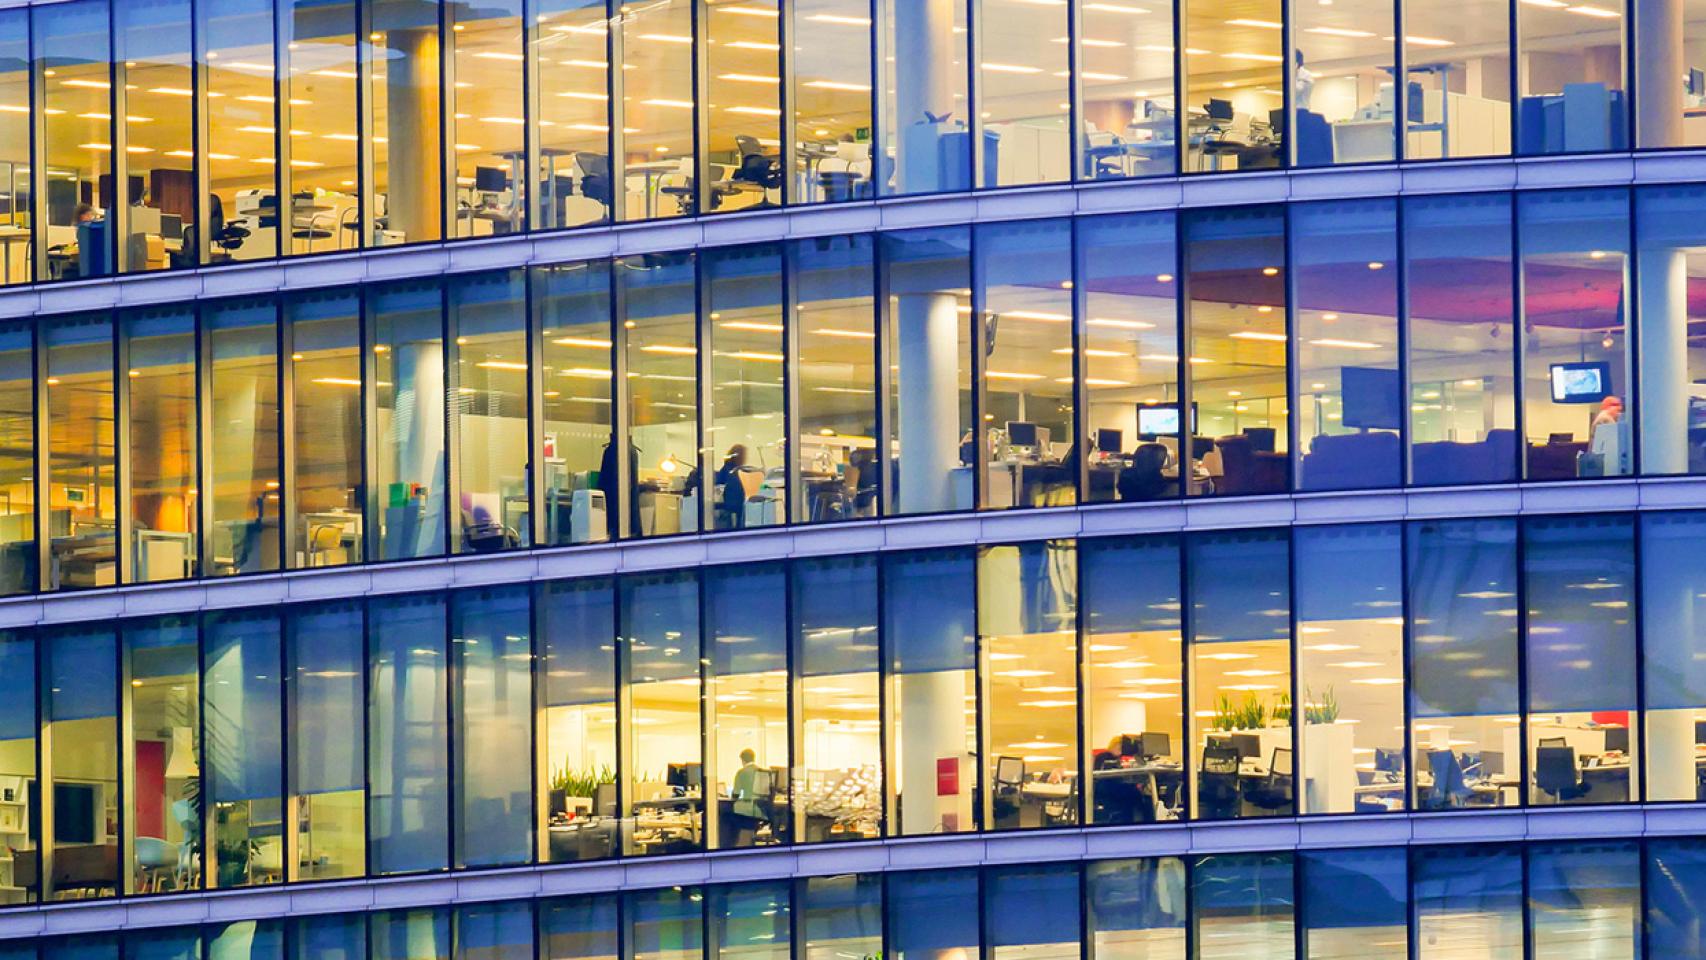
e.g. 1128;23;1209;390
0;0;1705;957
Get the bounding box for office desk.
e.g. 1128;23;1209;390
626;160;684;219
0;227;27;284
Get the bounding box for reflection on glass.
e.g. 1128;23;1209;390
541;894;619;960
1523;514;1637;805
0;322;31;594
1413;845;1522;959
1634;184;1706;475
704;0;782;214
372;910;450;960
45;626;119;900
1190;854;1295;957
705;245;784;530
710;881;790;960
1647;839;1706;956
203;610;283;889
1292;199;1400;492
1086;858;1186;960
451;586;532;867
123;306;196;583
287;601;366;881
878;0;969;196
45;313;116;590
208;920;282;960
1077;212;1180;504
202;0;277;265
1180;1;1284;172
539;579;617;863
1077;0;1178;181
1292;0;1395;166
1295;524;1405;814
293;915;366;960
1188;529;1292;820
1404;193;1518;486
534;0;612;229
35;0;114;282
535;261;614;545
793;235;878;523
282;0;361;255
124;616;198;895
888;870;978;960
1528;840;1640;957
370;279;448;561
987;865;1079;960
368;594;449;875
1517;0;1626;155
1404;0;1512;158
1183;206;1288;495
793;556;881;841
0;10;30;285
1299;847;1406;959
1641;512;1706;801
618;0;696;220
288;290;363;568
0;632;36;902
977;219;1074;509
369;0;444;245
206;298;282;575
455;901;531;960
977;0;1068;187
625;888;702;960
1519;188;1631;479
449;270;530;553
980;541;1077;828
1082;536;1183;825
1408;518;1520;811
620;253;698;537
619;571;703;856
792;2;875;203
883;227;972;515
114;0;192;274
801;875;880;960
705;563;788;850
885;548;977;836
449;0;525;239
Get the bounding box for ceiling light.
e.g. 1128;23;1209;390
640;33;692;43
727;40;781;51
718;73;780;84
1087;318;1155;329
475;52;526;62
1309;338;1380;349
804;80;872;91
1230;331;1288;342
1226;17;1283;27
982;62;1044;74
1304;26;1375;36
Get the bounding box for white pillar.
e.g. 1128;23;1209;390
899;669;972;834
1637;0;1686;147
1639;247;1689;474
897;291;962;513
892;0;957;194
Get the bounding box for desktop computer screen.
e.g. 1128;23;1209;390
1340;366;1402;430
1550;361;1612;403
1006;421;1039;447
666;762;702;790
1137;404;1180;438
1095;428;1123;455
1140;731;1170;759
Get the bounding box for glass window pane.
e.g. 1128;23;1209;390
373;910;450;960
987;864;1079;960
1181;6;1283;173
619;0;696;220
976;0;1068;187
371;279;448;560
449;269;530;553
288;290;364;568
1078;212;1180;504
206;297;282;575
1638;0;1704;147
46;312;116;590
977;219;1074;509
1408;518;1520;810
1524;514;1637;804
1519;188;1632;479
792;2;875;203
124;616;197;895
980;540;1078;828
449;0;525;238
1077;0;1178;181
0;321;35;593
793;235;878;523
1641;512;1706;800
533;0;612;229
540;579;617;863
1292;199;1400;492
0;9;30;286
1528;840;1640;958
535;261;614;545
888;869;978;960
1648;839;1706;959
123;305;197;583
204;610;284;889
114;0;193;275
705;245;784;531
369;0;444;244
885;548;976;836
621;252;699;536
710;881;790;960
209;920;284;960
292;914;366;960
1404;0;1512;158
884;226;972;515
369;594;449;874
620;571;703;855
1404;193;1518;486
1188;529;1292;820
1086;858;1186;960
451;585;532;867
288;601;366;881
1183;206;1288;495
1635;184;1706;475
1295;524;1405;814
0;631;37;902
626;887;703;960
1412;845;1521;959
800;875;880;960
455;902;532;960
541;895;619;960
203;0;277;264
1191;853;1295;959
46;938;115;960
1292;5;1395;166
1517;0;1626;155
130;929;198;960
282;0;360;256
705;563;787;850
1082;535;1184;825
1299;848;1406;959
793;555;881;841
704;0;781;214
35;0;114;281
878;0;970;196
45;626;118;900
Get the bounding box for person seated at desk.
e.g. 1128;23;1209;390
712;444;751;531
461;503;518;553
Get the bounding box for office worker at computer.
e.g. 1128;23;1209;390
1593;395;1624;429
713;444;750;530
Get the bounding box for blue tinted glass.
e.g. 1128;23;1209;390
369;595;449;874
1300;848;1406;959
888;869;978;960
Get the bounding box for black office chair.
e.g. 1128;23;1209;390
730;134;784;207
1424;748;1472;810
992;756;1025;828
1534;745;1588;802
577;153;614;209
1246;748;1293;813
1117;442;1175;501
1197;743;1242;819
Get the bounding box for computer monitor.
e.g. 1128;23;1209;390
1095;428;1123;455
1374;747;1403;773
160;213;183;241
1006;421;1039;447
593;781;618;816
1691;68;1705;97
474;166;508;192
1137;404;1180;439
1340;366;1402;430
1603;726;1630;754
1230;733;1262;760
666;762;702;790
1549;361;1612;404
995;756;1025;785
1140;731;1170;759
1207;98;1234;121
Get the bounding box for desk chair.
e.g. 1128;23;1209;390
576;153;614;210
133;837;179;892
992;756;1025;828
1246;747;1293;813
1534;745;1588;802
1424;749;1473;809
1198;743;1242;819
1117;443;1175;501
729;135;783;207
1041;776;1077;827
